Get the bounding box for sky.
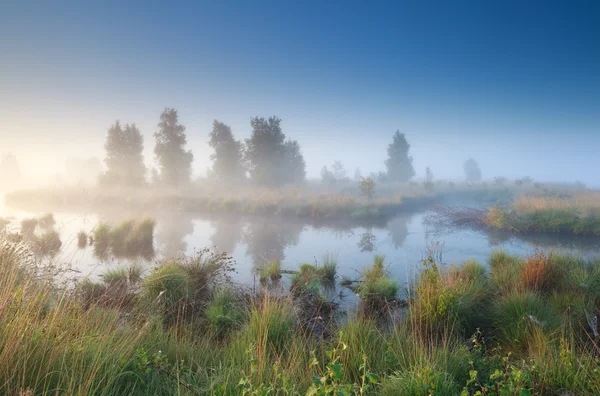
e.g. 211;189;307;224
1;0;599;185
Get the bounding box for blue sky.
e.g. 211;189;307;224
1;0;599;184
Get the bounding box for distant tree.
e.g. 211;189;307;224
100;121;146;186
283;140;306;183
321;166;335;184
321;160;348;185
494;176;507;186
463;158;482;182
385;130;415;182
424;166;434;191
208;120;246;182
354;168;362;181
0;153;22;186
331;161;347;180
154;108;194;186
359;177;376;201
245;116;305;185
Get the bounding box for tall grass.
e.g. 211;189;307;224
1;237;600;394
92;218;155;260
484;192;600;236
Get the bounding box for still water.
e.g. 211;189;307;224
2;200;600;291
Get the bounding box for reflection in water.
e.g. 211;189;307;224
155;212;194;259
210;216;243;254
243;218;304;268
358;229;376;252
387;214;412;248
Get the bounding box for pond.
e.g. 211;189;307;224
3;193;600;292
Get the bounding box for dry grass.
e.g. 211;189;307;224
514;192;600;214
519;251;566;293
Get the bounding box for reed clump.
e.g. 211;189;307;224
92;218;155;260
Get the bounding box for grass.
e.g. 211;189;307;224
290;257;338;295
77;230;88;249
356;255;399;314
92;218;155;261
4;181;534;224
2;237;600;394
483;191;600;236
258;258;281;283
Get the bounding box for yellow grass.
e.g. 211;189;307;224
514;192;600;213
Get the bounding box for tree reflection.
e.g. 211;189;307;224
155;212;194;259
358;229;376;252
210;216;244;255
387;213;412;249
243;218;304;268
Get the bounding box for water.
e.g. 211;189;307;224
3;199;600;290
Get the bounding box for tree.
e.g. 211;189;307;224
100;121;146;186
354;168;362;181
154;108;194;186
283;140;306;184
331;161;347;180
208;120;246;182
424;166;434;191
359;177;376;201
385;130;415;182
321;166;335;184
321;160;348;185
463;158;482;182
244;116;305;185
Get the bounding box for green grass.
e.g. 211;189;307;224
357;255;399;313
92;218;155;261
290;258;338;295
2;237;600;394
258;258;281;283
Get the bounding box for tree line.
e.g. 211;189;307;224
99;108;482;187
